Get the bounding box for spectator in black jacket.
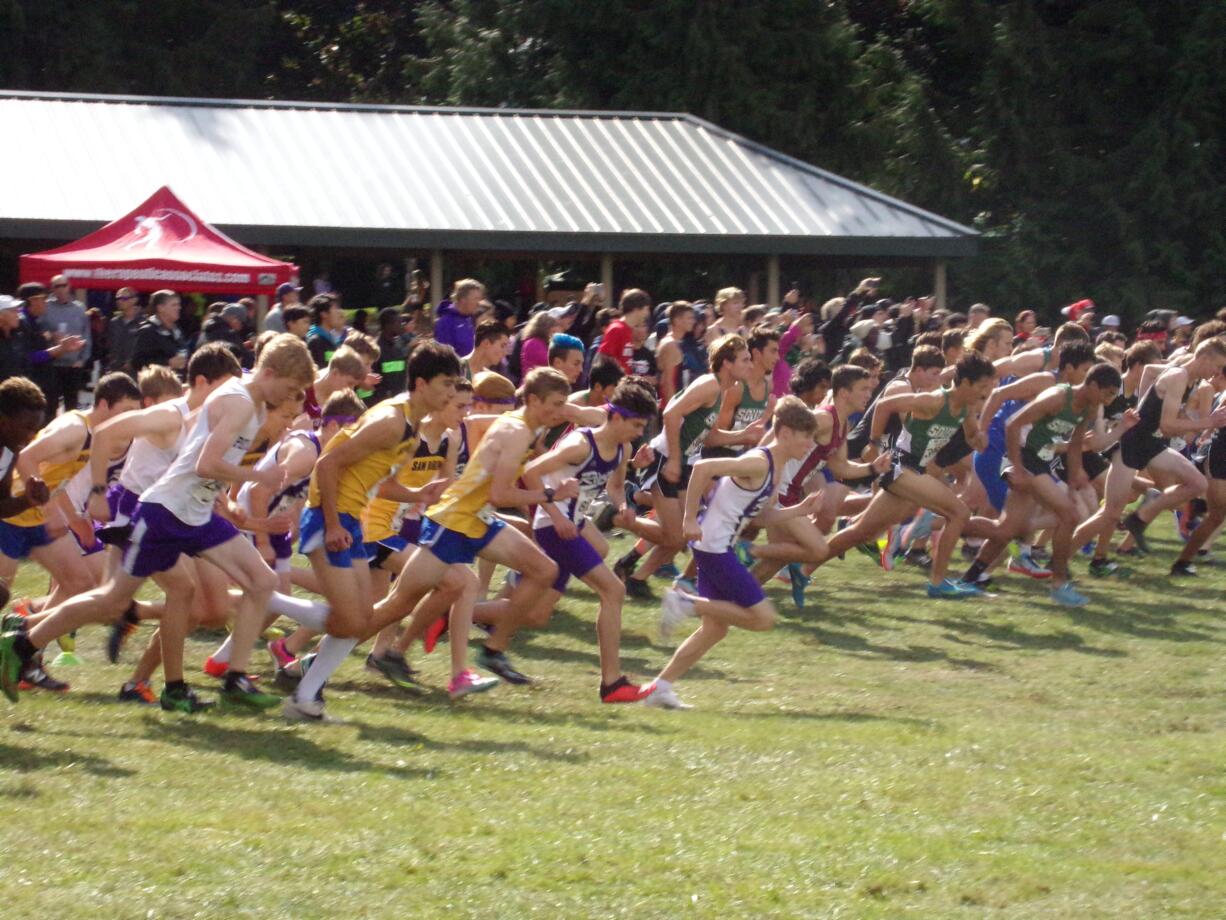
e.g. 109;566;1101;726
105;287;143;372
0;291;85;419
203;303;253;367
131;289;187;373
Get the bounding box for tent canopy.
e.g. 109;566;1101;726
19;185;298;295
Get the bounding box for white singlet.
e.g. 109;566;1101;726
141;379;264;525
236;429;320;519
118;397;192;496
692;448;777;554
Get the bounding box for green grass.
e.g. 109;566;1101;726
1;526;1225;918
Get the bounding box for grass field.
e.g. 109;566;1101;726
1;525;1224;918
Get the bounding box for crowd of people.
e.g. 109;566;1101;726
0;268;1223;717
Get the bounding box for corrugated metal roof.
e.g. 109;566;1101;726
0;91;977;258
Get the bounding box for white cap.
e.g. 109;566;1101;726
1101;314;1121;327
1173;315;1195;328
0;295;19;313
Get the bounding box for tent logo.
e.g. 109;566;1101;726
258;273;276;286
124;208;199;251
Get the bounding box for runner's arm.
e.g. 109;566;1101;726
195;395;274;488
311;408;405;530
521;433;589;530
1004;387;1063;470
682;453;769;532
89;404;176;490
657;341;681;405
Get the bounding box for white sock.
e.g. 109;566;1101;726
211;636;232;664
676;591;698;616
295;634;357;701
1018;542;1032;555
655;678;673;692
268;592;330;631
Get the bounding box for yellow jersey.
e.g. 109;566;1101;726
307;397;419;518
426;410;536;539
361;429;449;543
5;411;92;528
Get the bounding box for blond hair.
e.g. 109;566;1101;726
328;345;368;380
473;370;517;404
773;395;817;436
714;287;745;316
520;366;571;402
708;333;748;374
137;365;184;402
255;333;315;386
966;317;1013;354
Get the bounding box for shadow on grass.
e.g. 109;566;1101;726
0;741;136;778
912;617;1128;658
450;702;675;735
144;720;434;778
351;721;591;762
776;616;999;671
716;708;937;729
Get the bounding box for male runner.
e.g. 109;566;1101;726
0;378;50;612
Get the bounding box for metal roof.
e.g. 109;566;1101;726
0;91;977;258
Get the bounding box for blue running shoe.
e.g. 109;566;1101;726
1050;580;1088;607
954;580;987;597
672;576;698;595
787;563;810;610
734;540;755;568
657;563;681;579
926;579;968;599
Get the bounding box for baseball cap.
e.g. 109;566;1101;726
1172;315;1195;328
0;295;19;313
548;302;578;320
221;303;248;322
1101;314;1121;328
276;282;302;297
1061;298;1095;321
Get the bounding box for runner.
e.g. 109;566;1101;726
640;396;819;710
0;378;50;613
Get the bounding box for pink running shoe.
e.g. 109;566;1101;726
448;669;499;700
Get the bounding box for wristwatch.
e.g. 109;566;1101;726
89;484;108;496
543;486;555;504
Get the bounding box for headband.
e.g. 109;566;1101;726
604;402;651;420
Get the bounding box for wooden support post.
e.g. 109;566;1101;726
934;260;948;311
430;249;444;312
601;253;614;308
766;254;781;308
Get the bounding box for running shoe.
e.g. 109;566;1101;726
423;615;449;653
671;576;697;595
880;525;902;572
106;604;140;664
0;632;22;702
855;541;880;563
900;510;935;551
202;656;228;679
448;669;500;700
1029;546;1052;565
273;665;302;693
266;637;294;670
905;548;933;570
927;579;970;600
51;631;81;668
220;674;280;710
625;577;654;600
641;681;692;710
734;540;755;568
1122;512;1151;555
612;552;640;582
19;658;68;692
365;651;425;693
600;676;649;704
1170;560;1198;577
476;648;532;685
1050;580;1089;607
160;684;214;714
282;690;331;722
954;579;987;597
657;562;681;579
261;625;286;642
0;611;26;633
787;563;810;610
1117;544;1144;558
660;588;694;640
1088;558;1130;578
1007;552;1053;579
593;502;617;533
117;680;157;705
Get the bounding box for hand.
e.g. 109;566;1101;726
663;458;681;484
1069;470;1090;491
227;503;249;530
552;478;580;502
253;464;287;490
87;492;111;523
265;511;294;534
417;477;451;506
871;453;892;474
632;444;655;468
1008;463;1033;489
741;417;768;445
899;299;914;318
798;492;823;515
1119;408;1140;432
169;353;187;370
325;523;352;552
67;515;94;547
363;372;382;389
613;507;637;530
24;476;50;506
56;334;86;355
783;287;800;306
683;519;702;543
553;517;579;540
970;431;988;452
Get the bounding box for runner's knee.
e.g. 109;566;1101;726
747;603;776;632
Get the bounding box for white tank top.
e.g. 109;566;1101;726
692;448;777;554
141;379;263;525
118;398;192;496
0;447;12;483
531;428;624;529
65;442;130;512
236;429;320;518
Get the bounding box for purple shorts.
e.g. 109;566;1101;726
398;517;422;545
122;501;240;577
109;483;139;525
533;523;602;592
693;548;766;608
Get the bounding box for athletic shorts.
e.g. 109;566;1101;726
1205;432;1226;480
398;517;423;545
692;547;766;608
0;519;52;561
1002;447;1055;482
1118;430;1168;471
534;522;602;592
365;535;408;569
642;451;690;500
878;450;924;492
419;515;505;566
123;502;239;577
71;525;105;556
973;446;1008;513
298;506;369;569
1053;450;1109;484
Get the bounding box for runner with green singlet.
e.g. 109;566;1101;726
813;351;999;599
960;363;1126;606
709;324;779;458
612;334;756;598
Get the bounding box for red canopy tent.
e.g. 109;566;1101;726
19;186;297;296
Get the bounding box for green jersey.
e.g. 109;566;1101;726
896;387;966;467
1025;384;1091;460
